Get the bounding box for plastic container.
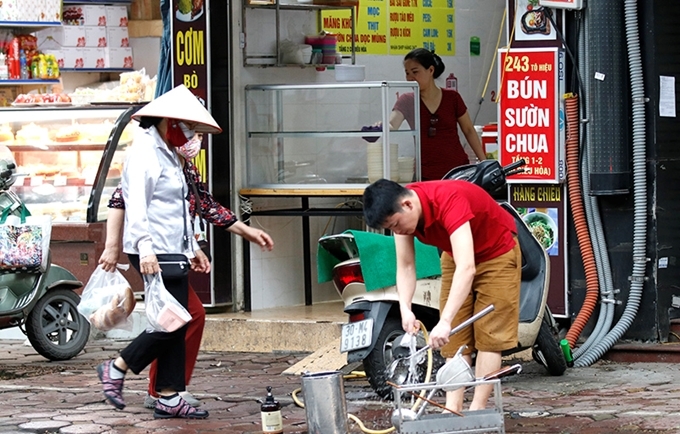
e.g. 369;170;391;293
19;50;28;80
0;53;8;80
300;44;313;64
321;34;337;64
334;64;365;82
310;48;323;65
304;35;324;50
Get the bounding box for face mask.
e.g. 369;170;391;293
177;136;202;160
166;120;196;147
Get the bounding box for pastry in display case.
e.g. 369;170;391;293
0;106;138;223
0;104;143;291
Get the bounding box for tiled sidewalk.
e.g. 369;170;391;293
1;339;680;433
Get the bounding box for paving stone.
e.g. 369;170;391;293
18;420;71;430
59;424;111;434
4;339;680;432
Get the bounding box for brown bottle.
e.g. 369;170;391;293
260;386;283;433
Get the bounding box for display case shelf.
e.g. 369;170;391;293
248;130;418;138
245;3;357;11
7;143;108;152
60;68;135;73
0;79;60;86
63;0;132;4
0;105;139;223
0;22;62;29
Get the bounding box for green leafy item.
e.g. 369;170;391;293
178;0;192;14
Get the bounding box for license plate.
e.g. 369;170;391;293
340;318;373;353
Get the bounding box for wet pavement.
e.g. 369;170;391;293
1;338;680;433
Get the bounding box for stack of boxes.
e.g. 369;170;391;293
0;0;62;22
38;4;133;70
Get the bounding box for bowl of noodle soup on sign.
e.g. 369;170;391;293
522;211;557;251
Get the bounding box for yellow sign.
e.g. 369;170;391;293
321;0;455;55
511;185;562;202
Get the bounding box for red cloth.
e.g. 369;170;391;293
393;89;470;180
408;180;517;263
148;284;205;397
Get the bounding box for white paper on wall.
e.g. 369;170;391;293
659;75;676;118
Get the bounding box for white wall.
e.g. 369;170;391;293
231;0;507;310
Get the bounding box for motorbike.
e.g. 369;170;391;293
0;147;90;361
318;159;567;398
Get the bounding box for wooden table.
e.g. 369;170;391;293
239;188;365;312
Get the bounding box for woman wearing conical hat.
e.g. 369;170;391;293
95;84;220;419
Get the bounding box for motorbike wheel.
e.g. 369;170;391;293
532;317;567;376
363;316;445;399
25;288;90;361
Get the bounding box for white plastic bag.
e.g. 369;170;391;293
144;273;191;333
78;264;136;331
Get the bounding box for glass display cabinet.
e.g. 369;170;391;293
0;105;142;289
240;81;421;311
244;81;421;189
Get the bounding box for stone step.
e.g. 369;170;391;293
97;300;347;354
201;301;346;353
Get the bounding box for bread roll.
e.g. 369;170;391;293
89;287;135;331
122;286;136;314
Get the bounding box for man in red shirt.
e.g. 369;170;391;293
363;178;521;412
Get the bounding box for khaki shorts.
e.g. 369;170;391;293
438;239;521;358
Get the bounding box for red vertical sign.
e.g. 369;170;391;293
498;48;559;183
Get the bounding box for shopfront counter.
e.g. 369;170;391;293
239;188;365;312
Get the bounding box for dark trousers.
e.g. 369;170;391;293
120;254;188;393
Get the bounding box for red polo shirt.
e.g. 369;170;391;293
409;180;517;263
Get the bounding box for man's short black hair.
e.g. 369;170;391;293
363;179;410;228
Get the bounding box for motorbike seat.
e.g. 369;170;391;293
516;220;542;282
500;203;546;323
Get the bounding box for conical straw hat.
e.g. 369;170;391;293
132;84;222;134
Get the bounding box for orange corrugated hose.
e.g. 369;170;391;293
564;94;600;348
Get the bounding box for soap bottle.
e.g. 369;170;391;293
445;73;457;92
260;386;283;433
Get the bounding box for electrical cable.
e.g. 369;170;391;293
575;0;648;366
545;8;586;102
563;94;599;348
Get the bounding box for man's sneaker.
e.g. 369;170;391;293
97;360;125;410
179;391;201;407
144;394;158;409
154;394;209;419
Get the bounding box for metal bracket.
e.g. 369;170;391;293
628;275;648;283
633;256;650;264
